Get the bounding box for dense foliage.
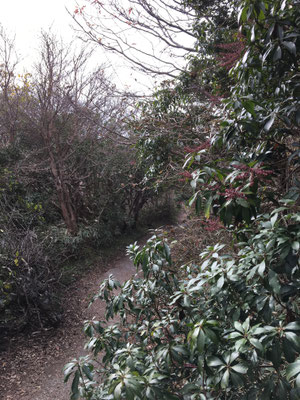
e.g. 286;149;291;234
66;209;300;399
65;0;300;399
0;32;161;333
186;0;299;226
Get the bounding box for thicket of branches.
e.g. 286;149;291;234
0;29;166;333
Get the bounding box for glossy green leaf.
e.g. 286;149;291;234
268;271;280;294
273;46;282;62
217;275;225;288
221;369;230;388
197;329;206;352
207;356;224;367
82;364;93;381
234;321;243;332
227;331;243;339
250;338;264;352
63;361;77;383
71;370;80;399
286;322;300;331
242;100;256;116
258;260;266;277
204;196;213;219
286;332;300;350
251;26;255;42
231;363;248;374
283;337;297;363
230;371;244;386
270;213;278;227
264;115;275;132
282;41;296;56
267;342;282;369
287;360;300;380
114;382;123;400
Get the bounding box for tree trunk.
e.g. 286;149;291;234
46;133;78;235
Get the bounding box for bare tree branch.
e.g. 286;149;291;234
68;0;200;78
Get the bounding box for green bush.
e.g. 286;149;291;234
65;206;300;399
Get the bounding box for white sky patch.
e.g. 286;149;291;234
0;0;188;94
1;0;75;61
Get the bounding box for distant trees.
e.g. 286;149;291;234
0;30;136;235
30;33;118;234
0;25;23;146
0;29;159;332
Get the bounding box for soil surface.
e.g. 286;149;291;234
0;242;141;400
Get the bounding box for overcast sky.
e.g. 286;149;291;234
2;0;75;56
1;0;156;93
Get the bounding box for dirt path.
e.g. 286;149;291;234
0;246;139;400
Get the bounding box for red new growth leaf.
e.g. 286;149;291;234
199;217;224;232
217;33;245;70
180;171;193;179
74;6;86;15
184;140;211;153
223;188;247;200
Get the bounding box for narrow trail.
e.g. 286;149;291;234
0;242;140;400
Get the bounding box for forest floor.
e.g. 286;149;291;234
0;232;153;400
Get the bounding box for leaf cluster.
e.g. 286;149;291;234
66;207;300;398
